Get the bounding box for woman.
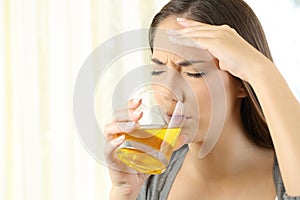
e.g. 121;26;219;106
104;0;300;199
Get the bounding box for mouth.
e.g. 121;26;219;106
167;113;191;124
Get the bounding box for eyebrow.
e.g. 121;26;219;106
151;58;206;67
151;58;165;65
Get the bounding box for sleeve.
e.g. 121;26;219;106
137;145;189;200
273;157;300;200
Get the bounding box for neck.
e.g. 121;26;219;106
184;119;274;182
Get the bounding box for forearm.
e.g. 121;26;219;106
249;60;300;195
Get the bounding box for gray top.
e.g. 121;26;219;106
137;145;300;200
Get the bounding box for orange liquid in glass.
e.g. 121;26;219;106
116;126;181;174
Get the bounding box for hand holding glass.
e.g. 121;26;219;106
115;90;185;174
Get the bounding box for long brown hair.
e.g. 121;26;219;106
149;0;274;149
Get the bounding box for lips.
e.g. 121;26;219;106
167;113;189;125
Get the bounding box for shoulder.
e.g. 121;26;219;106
138;147;300;200
137;145;189;200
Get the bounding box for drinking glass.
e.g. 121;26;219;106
115;90;185;174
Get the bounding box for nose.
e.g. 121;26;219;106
162;87;181;102
151;81;183;103
158;67;184;102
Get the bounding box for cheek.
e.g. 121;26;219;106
183;71;229;142
181;80;211;141
194;82;212;133
196;86;211;115
184;79;211;115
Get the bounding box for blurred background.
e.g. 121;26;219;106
0;0;299;200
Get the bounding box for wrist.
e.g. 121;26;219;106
246;55;275;87
110;185;140;200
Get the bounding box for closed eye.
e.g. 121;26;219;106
151;71;165;76
185;72;206;78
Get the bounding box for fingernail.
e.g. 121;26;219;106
132;98;141;103
119;121;137;133
168;35;178;41
177;17;186;22
115;134;125;143
166;29;178;35
124;121;136;127
133;110;142;116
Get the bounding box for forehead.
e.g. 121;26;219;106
157;15;182;30
152;16;212;62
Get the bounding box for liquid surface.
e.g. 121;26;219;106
116;127;181;174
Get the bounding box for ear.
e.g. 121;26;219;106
237;83;247;98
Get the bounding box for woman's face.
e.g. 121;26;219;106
151;16;245;143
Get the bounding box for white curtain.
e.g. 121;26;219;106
0;0;299;200
0;0;168;199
